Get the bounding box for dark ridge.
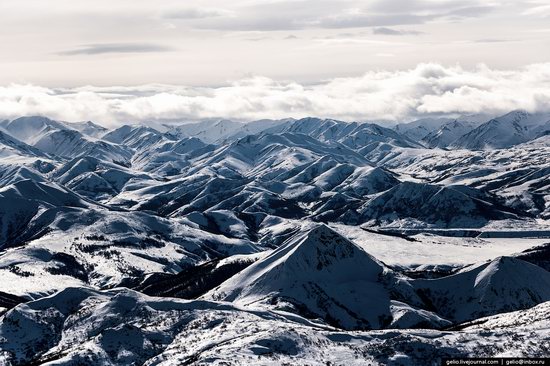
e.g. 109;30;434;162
134;256;257;299
514;243;550;271
399;265;460;279
444;318;489;331
0;291;27;311
361;227;418;242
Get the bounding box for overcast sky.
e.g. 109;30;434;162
1;0;549;124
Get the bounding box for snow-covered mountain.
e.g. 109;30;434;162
205;225;451;330
273;117;422;149
414;256;550;322
34;129;134;164
0;130;47;160
451;110;550;150
360;182;520;228
3;116;109;143
2;116;69;145
2;286;547;365
103;124;172;150
62;120;108;138
0;113;549;365
394;117;453;141
422;119;479;148
165;119;245;143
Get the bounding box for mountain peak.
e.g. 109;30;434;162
204;224;390;329
290;224;381;272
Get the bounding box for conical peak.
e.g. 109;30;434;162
289;224;382;274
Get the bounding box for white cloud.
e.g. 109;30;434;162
372;27;424;35
1;63;550;126
522;0;550;16
162;7;233;19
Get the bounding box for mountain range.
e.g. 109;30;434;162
0;111;549;365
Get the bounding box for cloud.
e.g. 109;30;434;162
368;0;493;16
162;7;232;19
1;63;550;126
472;38;511;43
187;0;498;31
372;27;423;35
522;0;550;16
314;35;406;46
58;43;174;56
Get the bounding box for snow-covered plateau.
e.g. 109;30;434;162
0;112;549;365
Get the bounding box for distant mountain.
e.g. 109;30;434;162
2;116;132;164
224;118;294;141
393;117;453;142
164;118;294;144
519;132;550;148
166;119;244;143
3;116;108;142
102;124;171;150
360;182;520;228
422;119;480;148
451;110;550;150
274;117;422;149
191;132;371;178
34;129;133;165
131;137;215;175
62;120;108;138
3;116;68;144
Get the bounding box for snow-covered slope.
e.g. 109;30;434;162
62;120;108;138
205;225;449;330
360;182;519;228
422;119;479;148
103;124;172;151
0;179;89;248
34;129;134;164
4;116;109;143
188;132;371;180
0;207;260;297
225;118;293;140
274;118;422;149
165;119;244;143
3;116;68;145
394;117;453;142
414;256;550;322
1;287;547;366
131;137;215;175
162;118;297;145
0;164;47;187
51;156;154;201
0;131;47;160
451;110;550;150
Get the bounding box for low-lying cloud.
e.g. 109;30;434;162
188;0;497;31
162;7;232;19
372;27;423;35
59;43;174;56
1;63;550;126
